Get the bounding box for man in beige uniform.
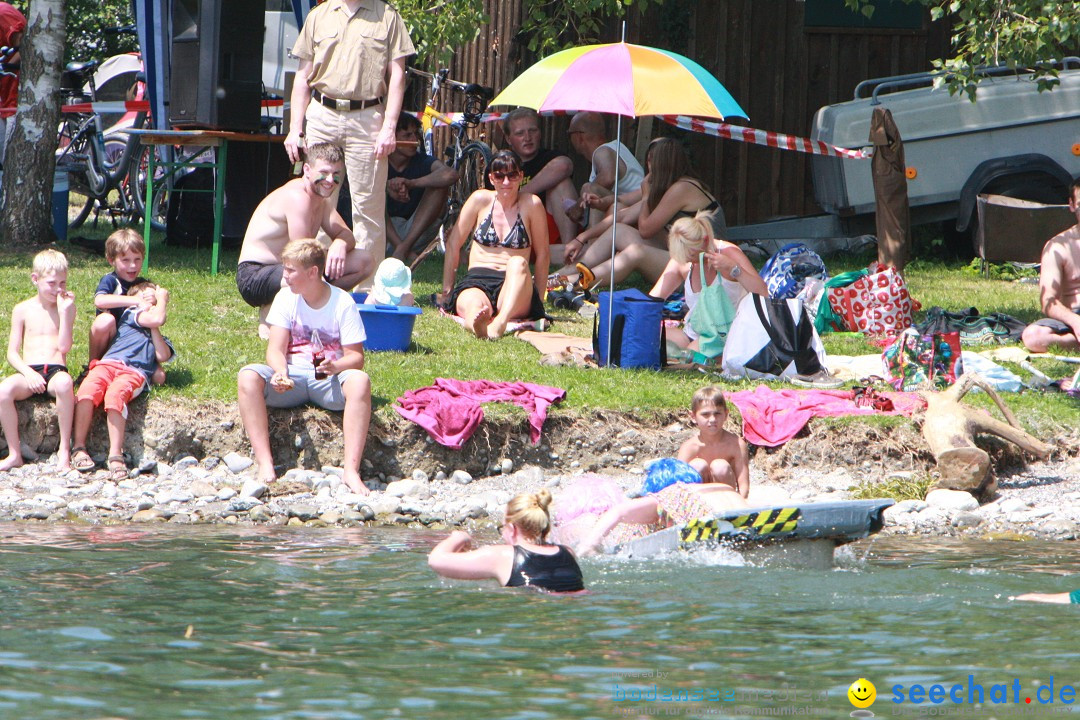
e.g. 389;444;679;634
284;0;415;288
1022;179;1080;353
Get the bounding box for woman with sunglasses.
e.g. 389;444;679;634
438;150;550;338
428;489;585;593
554;137;725;292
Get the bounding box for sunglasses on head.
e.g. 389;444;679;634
490;170;522;181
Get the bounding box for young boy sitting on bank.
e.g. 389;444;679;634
677;386;750;498
0;249;76;471
237;238;372;495
71;281;173;479
90;228;165;385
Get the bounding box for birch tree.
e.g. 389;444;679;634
1;0;66;245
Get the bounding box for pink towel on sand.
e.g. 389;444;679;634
728;385;925;447
394;378;566;449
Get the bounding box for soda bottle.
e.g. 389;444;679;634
311;329;326;380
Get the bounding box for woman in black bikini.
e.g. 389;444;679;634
428;489;585;593
439;150;550;339
555;137;725;291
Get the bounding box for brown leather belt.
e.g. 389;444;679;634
312;89;383;112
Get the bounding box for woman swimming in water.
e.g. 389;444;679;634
428;488;585;593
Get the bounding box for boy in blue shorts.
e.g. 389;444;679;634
237;238;372;494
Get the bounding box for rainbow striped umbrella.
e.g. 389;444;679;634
491;41;745;367
490;42;747;121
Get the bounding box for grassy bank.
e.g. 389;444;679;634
2;229;1077;433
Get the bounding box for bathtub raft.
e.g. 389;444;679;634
612;498;895;568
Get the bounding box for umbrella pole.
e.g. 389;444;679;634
604;22;628;368
604;115;622;367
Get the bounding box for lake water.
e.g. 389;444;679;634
2;524;1079;720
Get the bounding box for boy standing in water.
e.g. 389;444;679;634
0;249;76;471
677;386;750;499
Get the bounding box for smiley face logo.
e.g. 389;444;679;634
848;678;876;708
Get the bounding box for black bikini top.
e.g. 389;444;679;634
667;179;720;229
473;201;531;250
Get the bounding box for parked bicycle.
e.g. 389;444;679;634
405;66;494;270
55;27;157;231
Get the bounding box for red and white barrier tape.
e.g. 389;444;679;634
411;110;867;160
660;115;868;160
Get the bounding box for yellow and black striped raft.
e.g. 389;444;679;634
616;499;895;557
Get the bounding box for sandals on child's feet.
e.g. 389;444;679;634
107;455;128;482
71;447;95;473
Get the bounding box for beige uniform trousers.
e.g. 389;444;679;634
306;100;387;287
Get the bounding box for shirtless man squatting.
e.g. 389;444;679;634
1022;179;1080;355
237;142;372;336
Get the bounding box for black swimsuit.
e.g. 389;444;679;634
505;545;585;593
473;201;531;250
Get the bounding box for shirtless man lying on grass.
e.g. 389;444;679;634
237;142;372;337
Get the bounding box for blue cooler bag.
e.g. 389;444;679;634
593;288;665;369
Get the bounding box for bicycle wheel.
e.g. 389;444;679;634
66;138;125;230
449;141;491;223
129;143;169;232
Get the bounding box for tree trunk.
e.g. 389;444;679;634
919;373;1053;499
1;0;66;246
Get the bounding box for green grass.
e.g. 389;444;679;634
2;231;1076;433
850;472;936;502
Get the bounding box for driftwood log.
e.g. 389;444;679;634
919;373;1052;498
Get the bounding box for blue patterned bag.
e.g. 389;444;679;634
760;243;829;300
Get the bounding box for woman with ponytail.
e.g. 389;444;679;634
428;488;585;592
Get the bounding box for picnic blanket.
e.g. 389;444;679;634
394;378;566;449
728;385;925;447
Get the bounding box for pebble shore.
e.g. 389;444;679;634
1;449;1078;541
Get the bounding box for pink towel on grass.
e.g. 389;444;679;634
394;378;566;449
727;385;925;447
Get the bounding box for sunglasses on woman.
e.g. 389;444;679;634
490;170;522;181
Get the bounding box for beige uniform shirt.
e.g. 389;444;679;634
292;0;415;101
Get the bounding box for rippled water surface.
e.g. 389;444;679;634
1;524;1079;719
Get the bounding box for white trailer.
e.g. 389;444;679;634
810;61;1080;237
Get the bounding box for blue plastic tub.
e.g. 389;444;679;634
350;292;421;352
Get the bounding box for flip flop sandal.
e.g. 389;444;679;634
107;455;129;482
71;447;95;473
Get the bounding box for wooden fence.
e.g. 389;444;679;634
430;0;952;225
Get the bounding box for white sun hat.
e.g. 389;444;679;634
370;258;413;305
